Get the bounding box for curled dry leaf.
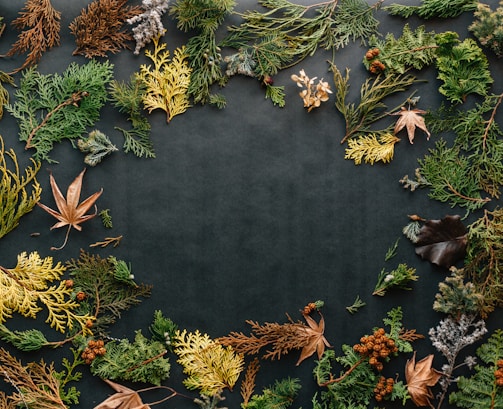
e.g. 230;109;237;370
405;352;442;408
37;168;103;250
391;106;431;144
414;215;468;268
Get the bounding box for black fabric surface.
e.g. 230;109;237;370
1;0;502;408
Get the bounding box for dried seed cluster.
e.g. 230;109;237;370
495;359;503;386
353;328;398;371
374;376;394;402
303;302;318;315
81;339;106;364
365;48;386;74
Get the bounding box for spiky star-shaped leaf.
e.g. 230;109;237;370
37;169;103;250
391;106;431;144
296;312;331;366
405;352;442;408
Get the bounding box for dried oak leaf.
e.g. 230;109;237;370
414;215;467;268
94;380;149;409
296;312;331;366
37;168;103;250
391;106;431;144
405;352;442;408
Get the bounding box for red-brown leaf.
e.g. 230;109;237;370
405;352;442;407
94;380;150;409
415;215;468;268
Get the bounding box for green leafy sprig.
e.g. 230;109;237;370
470;1;503;58
109;75;155;158
385;0;477;19
169;0;235;105
244;378;301;409
90;330;170;385
373;263;418;297
6;60;113;163
331;63;417;143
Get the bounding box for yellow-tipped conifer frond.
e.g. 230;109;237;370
0;135;41;239
174;329;244;396
0;252;94;335
345;132;400;165
137;36;192;123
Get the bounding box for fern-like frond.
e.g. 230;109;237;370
174;329;244;396
345;132;400;165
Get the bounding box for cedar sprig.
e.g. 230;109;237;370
363;24;438;75
78;130;118;166
67;250;152;337
0;348;67;409
463;207;503;317
346;295;366;314
0;134;41;240
384;0;477;19
331;63;417;144
450;329;503;408
243;378;301;409
241;357;260;405
435;31;493;104
169;0;235;105
5;60;114;163
469;1;503;58
218;319;309;360
90;330;170;385
3;0;61;74
70;0;141;58
109;75;155;158
405;93;503;214
372;263;418;297
0;251;95;336
344;132;400;165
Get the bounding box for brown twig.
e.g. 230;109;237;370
25;91;88;149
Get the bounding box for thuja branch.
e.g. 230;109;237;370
482;92;503;150
26;91;89;149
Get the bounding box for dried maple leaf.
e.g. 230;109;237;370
95;379;180;409
415;215;468;268
405;352;442;408
296;312;331;366
391;106;431;144
37;169;103;250
95;380;149;409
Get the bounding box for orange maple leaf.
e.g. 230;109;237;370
296;312;331;366
391;106;431;144
37;169;102;250
405;351;442;408
95;379;179;409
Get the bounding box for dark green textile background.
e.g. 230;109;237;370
1;0;502;408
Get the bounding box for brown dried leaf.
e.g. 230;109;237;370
405;352;442;408
415;215;468;268
296;312;331;366
391;106;431;144
37;169;103;250
94;380;150;409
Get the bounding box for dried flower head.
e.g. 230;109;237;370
291;69;332;112
128;0;170;54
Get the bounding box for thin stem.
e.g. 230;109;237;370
25;91;88;149
50;224;72;251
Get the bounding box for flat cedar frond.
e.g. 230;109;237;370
0;135;41;240
344;132;400;165
0;252;94;335
5;60;113;163
137;37;192;123
0;348;66;409
174;329;244;396
70;0;142;58
450;329;503;408
385;0;477;19
5;0;61;74
66;250;152;336
241;358;260;405
219;319;308;360
364;24;438;74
